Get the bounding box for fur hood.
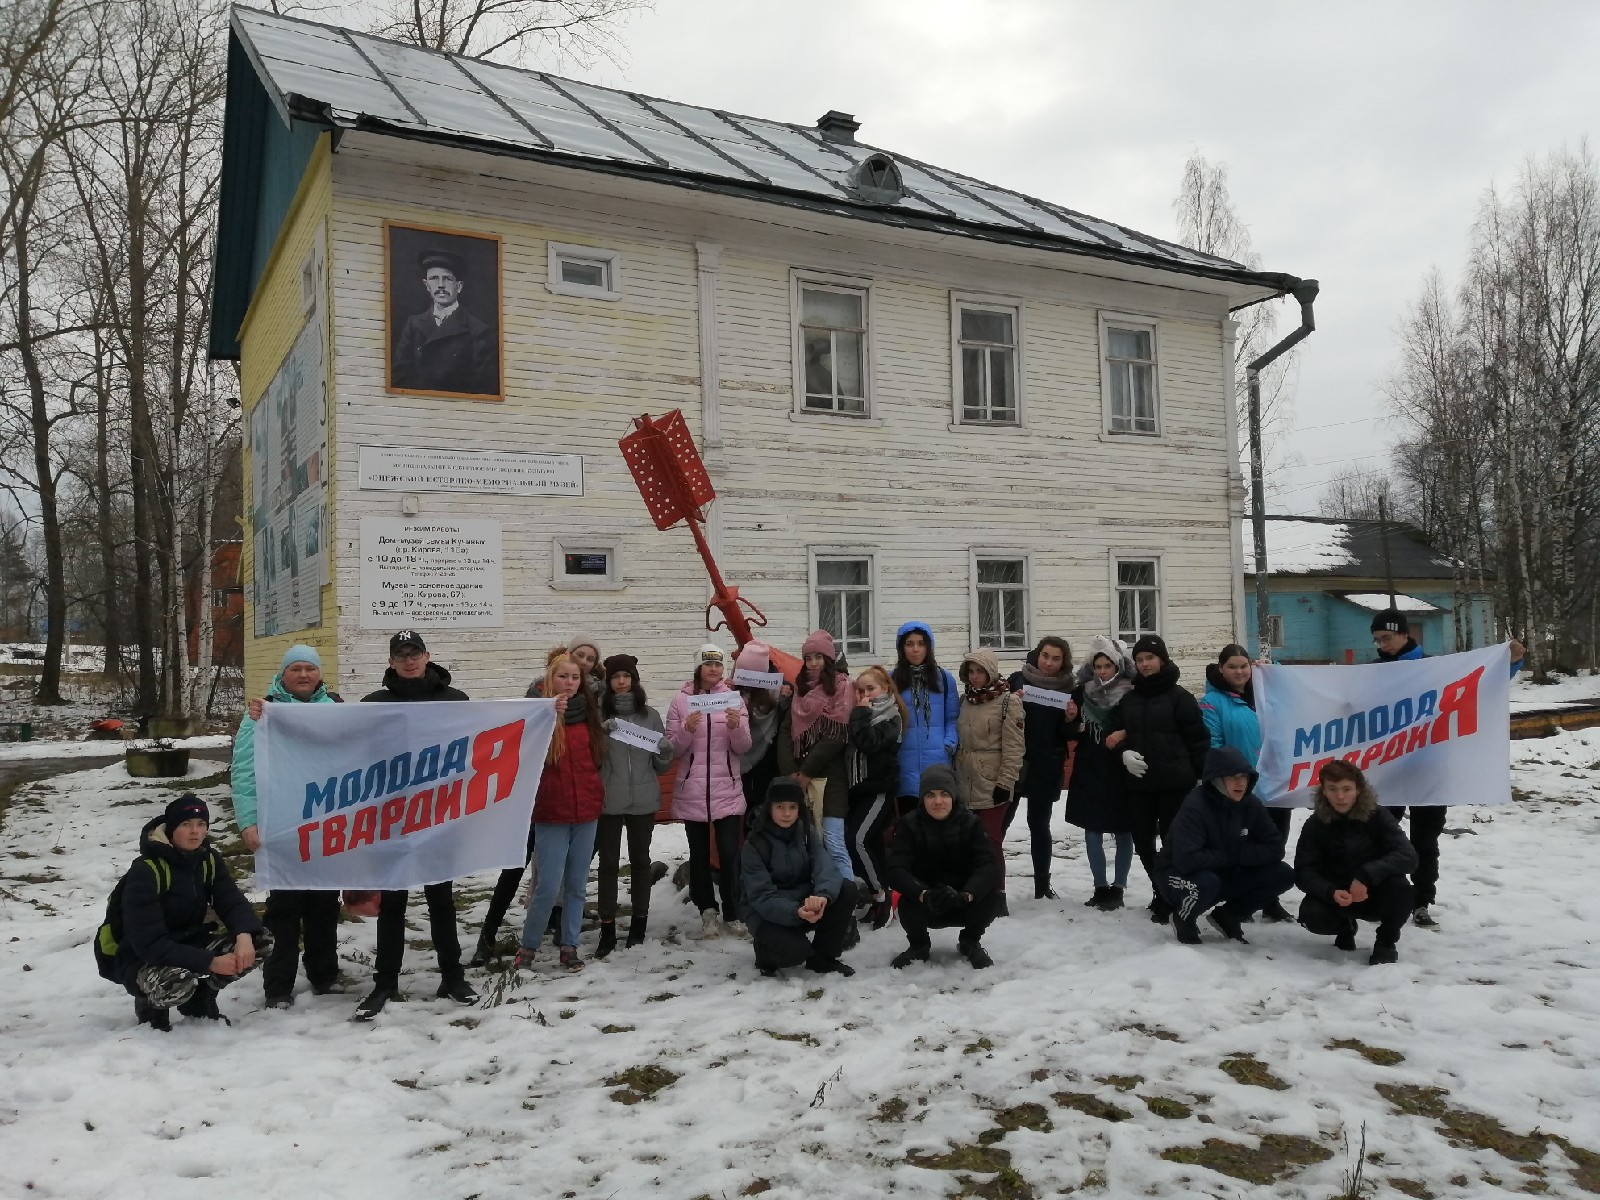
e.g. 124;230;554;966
1311;777;1381;823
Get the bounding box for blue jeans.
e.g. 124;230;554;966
821;816;853;882
1084;830;1133;888
520;820;598;950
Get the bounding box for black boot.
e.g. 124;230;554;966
892;940;931;969
1099;886;1125;911
177;985;224;1022
1206;906;1248;943
1035;879;1058;900
625;915;648;948
467;928;498;969
594;922;618;960
1261;898;1294;923
995;893;1009;918
547;906;562;936
134;996;171;1032
1334;919;1357;952
958;937;993;970
1149;894;1173;923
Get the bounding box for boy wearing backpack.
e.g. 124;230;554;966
99;794;268;1030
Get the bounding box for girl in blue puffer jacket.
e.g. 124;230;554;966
890;621;961;815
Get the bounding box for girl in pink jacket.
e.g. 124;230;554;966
666;644;753;940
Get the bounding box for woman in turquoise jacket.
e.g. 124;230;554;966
890;621;962;814
1197;643;1290;922
232;644;344;1006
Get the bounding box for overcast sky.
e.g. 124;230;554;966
572;0;1600;512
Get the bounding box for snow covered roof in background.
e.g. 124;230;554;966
1338;592;1443;614
1244;516;1473;581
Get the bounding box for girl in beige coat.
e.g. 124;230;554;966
956;648;1025;906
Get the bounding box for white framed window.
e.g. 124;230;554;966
971;552;1030;652
1112;553;1163;643
1099;312;1161;435
808;549;875;657
550;537;625;591
793;272;871;417
547;242;622;301
953;295;1022;426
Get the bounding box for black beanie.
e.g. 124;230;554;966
919;763;961;804
766;776;807;807
1370;608;1408;635
163;793;210;838
1131;634;1170;662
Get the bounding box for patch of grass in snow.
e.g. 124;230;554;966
605;1063;679;1104
1386;1179;1434;1199
1051;1092;1132;1122
1160;1133;1332;1184
598;1023;634;1034
763;1029;819;1046
1142;1095;1192;1120
1553;1137;1600;1193
1095;1073;1143;1092
645;991;674;1003
952;1166;1036;1198
164;769;229;791
872;1097;908;1122
1376;1083;1550;1162
739;1180;771;1195
977;1104;1052;1145
1219;1052;1290;1090
963;1036;994;1055
1118;1021;1181;1042
906;1143;1011;1172
1326;1038;1405;1065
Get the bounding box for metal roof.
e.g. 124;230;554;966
226;5;1305;298
1244;516;1473;582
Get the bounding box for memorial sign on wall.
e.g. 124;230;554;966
358;445;583;496
250;293;328;637
360;518;504;628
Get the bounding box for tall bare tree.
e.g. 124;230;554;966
371;0;650;62
1173;152;1300;487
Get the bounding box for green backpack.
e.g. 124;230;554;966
93;853;214;980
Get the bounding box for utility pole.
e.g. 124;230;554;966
1377;493;1397;608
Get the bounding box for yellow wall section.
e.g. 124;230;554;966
237;134;340;699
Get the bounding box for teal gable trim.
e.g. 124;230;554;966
210;29;325;361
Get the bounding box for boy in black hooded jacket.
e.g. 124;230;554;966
885;764;1002;969
1156;747;1293;945
1295;759;1417;965
112;794;268;1030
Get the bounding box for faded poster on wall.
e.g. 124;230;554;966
359;518;503;628
250;288;328;637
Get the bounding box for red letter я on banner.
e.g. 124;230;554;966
466;720;525;815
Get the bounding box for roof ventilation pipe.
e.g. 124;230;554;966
1247;279;1319;663
815;110;860;144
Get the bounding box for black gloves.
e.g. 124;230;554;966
992;786;1009;805
925;885;963;919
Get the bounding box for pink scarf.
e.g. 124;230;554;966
791;669;855;753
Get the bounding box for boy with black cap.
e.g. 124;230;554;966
884;764;1002;969
738;777;858;977
1156;747;1294;945
355;631;476;1020
110;794;268;1030
1369;608;1524;928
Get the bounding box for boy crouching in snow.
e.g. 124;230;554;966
110;795;270;1030
1294;760;1417;965
1156;747;1295;945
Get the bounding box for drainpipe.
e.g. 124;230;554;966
1247;280;1319;663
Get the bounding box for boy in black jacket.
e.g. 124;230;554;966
1295;759;1417;965
885;764;1001;969
113;795;268;1030
1156;747;1293;945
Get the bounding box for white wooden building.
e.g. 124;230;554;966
213;6;1312;698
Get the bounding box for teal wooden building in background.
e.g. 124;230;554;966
1243;516;1497;664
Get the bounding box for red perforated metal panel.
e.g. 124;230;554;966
618;410;717;531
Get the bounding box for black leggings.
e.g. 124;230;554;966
596;813;655;923
686;816;742;920
1003;789;1058;883
845;791;893;895
1128;788;1185;891
480;824;537;944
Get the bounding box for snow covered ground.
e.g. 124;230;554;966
2;741;1599;1199
1511;672;1600;713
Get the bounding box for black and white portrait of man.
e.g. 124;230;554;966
385;223;502;399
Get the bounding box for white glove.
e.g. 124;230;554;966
1121;750;1148;778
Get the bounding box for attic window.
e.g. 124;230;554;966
547;242;622;301
849;154;904;205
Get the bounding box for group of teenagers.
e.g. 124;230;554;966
103;607;1505;1029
